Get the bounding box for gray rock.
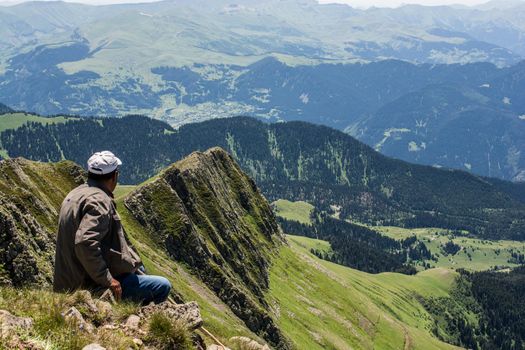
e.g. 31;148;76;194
124;314;141;329
98;288;116;304
0;309;33;338
82;344;106;350
62;306;94;333
140;301;203;329
95;299;113;320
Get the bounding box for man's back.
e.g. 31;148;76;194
53;180;140;293
54;150;170;305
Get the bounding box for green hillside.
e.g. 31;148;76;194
271;199;314;225
3;114;524;240
376;226;525;271
275;235;460;350
0;153;471;349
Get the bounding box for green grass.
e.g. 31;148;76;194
0;113;77;133
287;235;332;254
272;199;314;225
375;226;525;271
114;185;137;200
147;312;193;350
266;235;460;350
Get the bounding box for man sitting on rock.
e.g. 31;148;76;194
53;151;171;304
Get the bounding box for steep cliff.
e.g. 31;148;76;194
0;158;84;286
124;147;290;349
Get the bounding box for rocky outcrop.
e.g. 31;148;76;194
125;147;290;349
140;301;203;330
0;159;85;286
0;290;203;350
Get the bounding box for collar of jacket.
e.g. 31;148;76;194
87;178;114;199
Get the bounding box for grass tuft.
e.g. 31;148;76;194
147;312;193;350
113;300;142;322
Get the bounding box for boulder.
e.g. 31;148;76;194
140;301;203;330
124;314;141;329
62;306;94;333
0;309;33;338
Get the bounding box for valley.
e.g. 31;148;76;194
274;198;525;272
1;0;525;181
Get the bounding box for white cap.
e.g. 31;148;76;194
87;151;122;175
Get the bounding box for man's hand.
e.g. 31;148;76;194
110;278;122;301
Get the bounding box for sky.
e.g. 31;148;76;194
318;0;495;7
0;0;518;7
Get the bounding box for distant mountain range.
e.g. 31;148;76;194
2;57;525;181
1;0;525;181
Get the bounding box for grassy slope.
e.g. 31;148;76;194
114;181;460;349
270;235;460;350
272;199;314;225
0;176;461;349
377;226;525;271
0;113;77;158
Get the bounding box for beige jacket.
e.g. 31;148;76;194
53;179;141;293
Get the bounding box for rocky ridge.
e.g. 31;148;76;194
0;158;84;286
0;149;288;348
124;147;290;349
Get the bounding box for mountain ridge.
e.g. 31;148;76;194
0;149;465;349
124;147;291;348
2;114;524;240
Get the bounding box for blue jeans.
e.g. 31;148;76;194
116;273;171;305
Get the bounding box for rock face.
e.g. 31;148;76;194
0;159;85;286
125;147;290;349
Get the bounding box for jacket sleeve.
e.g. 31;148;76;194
74;195;113;287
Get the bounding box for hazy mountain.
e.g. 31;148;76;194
350;82;525;182
2;56;524;182
0;0;525;118
1;0;525;182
